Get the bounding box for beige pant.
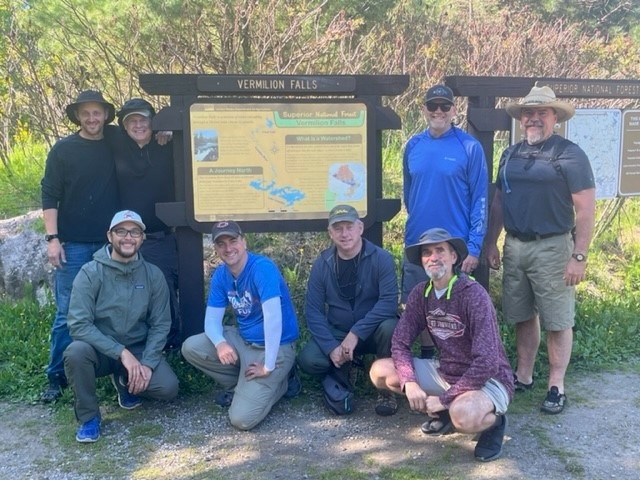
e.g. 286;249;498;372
181;327;296;430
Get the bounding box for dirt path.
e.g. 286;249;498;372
1;370;638;479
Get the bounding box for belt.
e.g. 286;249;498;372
507;231;567;242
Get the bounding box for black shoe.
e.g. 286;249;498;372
284;366;302;398
215;390;234;407
513;373;534;392
40;375;68;403
374;391;398;416
540;386;566;414
474;415;507;462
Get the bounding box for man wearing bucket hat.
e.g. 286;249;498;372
370;228;514;462
298;204;398;416
113;98;180;351
64;210;178;442
181;221;299;430
485;85;596;415
40;90;120;402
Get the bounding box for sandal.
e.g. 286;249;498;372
513;373;534;392
540;386;566;414
420;410;454;436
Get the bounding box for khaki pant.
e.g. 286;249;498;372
181;327;296;431
64;340;179;422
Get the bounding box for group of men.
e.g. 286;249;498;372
40;84;595;463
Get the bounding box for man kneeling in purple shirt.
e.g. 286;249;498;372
369;228;514;462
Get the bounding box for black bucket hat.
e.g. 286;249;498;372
65;90;115;126
116;98;156;129
405;228;468;267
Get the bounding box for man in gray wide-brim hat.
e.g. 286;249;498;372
485;84;596;416
40;89;119;403
370;227;514;462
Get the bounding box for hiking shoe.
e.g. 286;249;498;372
421;410;454;436
374;391;398;416
40;383;64;403
474;415;507;462
214;390;234;407
284;366;302;399
513;373;534;392
110;374;142;410
540;386;567;414
76;415;101;443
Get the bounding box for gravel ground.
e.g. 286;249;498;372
1;370;639;480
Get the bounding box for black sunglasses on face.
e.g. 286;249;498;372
425;102;453;113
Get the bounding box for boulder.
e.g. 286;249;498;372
0;210;53;304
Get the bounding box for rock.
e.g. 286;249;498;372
0;210;53;304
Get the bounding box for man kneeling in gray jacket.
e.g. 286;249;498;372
64;210;178;443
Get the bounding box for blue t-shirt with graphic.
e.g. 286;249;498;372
207;252;299;345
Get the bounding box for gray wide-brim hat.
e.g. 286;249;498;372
65;90;116;126
406;228;468;267
505;85;575;123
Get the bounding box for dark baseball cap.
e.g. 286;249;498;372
328;204;359;226
425;85;454;104
211;221;243;242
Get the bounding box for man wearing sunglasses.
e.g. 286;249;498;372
63;210;179;443
402;84;488;359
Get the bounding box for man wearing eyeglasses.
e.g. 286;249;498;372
181;221;299;431
402;84;488;360
485;86;596;415
298;205;399;416
63;210;179;443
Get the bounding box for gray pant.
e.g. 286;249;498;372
181;327;296;431
64;340;179;422
297;318;397;376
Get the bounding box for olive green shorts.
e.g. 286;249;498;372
502;233;575;331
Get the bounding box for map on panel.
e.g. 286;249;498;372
566;109;620;199
189;103;368;222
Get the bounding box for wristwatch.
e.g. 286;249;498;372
571;252;586;262
45;234;59;242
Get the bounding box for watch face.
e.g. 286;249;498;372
573;253;586;262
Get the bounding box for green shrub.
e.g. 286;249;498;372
0;130;46;218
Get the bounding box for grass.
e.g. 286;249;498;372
1;137;640;478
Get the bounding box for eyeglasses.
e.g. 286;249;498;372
425;102;453;113
111;228;143;238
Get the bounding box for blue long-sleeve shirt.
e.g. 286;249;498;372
403;126;488;256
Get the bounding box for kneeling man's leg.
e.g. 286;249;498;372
229;342;296;430
145;358;179;401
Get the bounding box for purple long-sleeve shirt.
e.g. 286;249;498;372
392;275;514;407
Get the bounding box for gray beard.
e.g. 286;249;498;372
424;264;447;281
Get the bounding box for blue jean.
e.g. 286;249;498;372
46;241;104;382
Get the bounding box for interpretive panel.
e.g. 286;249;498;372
189;102;368;222
620;110;640;196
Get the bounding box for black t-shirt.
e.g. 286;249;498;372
496;134;595;236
